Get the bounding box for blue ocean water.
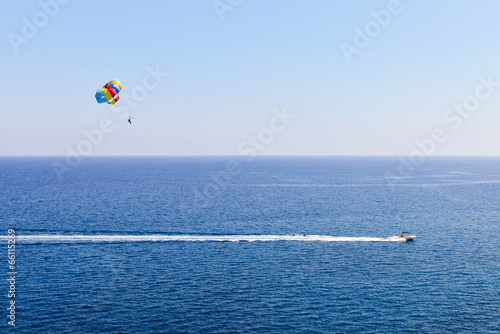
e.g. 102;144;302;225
1;156;499;333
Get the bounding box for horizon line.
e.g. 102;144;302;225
1;155;500;158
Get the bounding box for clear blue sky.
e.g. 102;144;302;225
2;0;500;156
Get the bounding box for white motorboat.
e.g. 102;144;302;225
389;232;416;242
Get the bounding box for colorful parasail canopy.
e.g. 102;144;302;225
95;79;122;105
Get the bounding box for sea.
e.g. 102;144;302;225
0;156;499;333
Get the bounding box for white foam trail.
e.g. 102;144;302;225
0;234;400;244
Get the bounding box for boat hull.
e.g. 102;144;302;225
389;235;416;242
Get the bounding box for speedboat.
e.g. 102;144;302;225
389;232;416;242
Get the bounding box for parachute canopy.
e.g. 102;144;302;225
95;79;122;105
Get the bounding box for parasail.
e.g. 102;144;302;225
95;79;122;105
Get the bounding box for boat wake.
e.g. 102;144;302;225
0;234;402;244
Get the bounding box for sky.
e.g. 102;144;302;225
2;0;500;156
